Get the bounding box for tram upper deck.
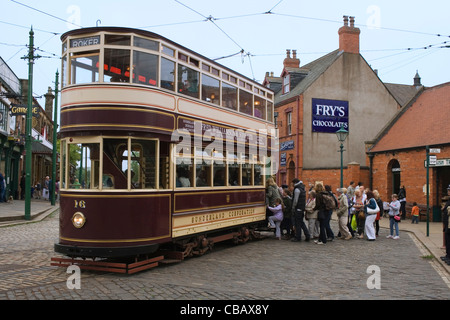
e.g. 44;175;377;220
60;27;275;135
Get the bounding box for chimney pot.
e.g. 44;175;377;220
349;16;355;27
343;15;349;26
286;49;291;58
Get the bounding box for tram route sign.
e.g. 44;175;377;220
70;35;100;48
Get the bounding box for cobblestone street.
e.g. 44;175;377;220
0;210;449;302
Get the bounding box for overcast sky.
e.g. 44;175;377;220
2;0;449;108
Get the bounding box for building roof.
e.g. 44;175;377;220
384;82;422;107
274;49;342;104
370;82;450;153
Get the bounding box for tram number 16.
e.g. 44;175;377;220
74;200;86;209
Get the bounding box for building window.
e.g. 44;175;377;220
287;112;292;135
283;74;290;94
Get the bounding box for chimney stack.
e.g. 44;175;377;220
338;15;360;54
283;49;300;68
414;70;422;88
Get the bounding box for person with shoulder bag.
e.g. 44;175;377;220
387;194;401;239
364;190;379;241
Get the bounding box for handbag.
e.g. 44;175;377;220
366;199;380;215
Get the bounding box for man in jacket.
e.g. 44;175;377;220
291;178;311;242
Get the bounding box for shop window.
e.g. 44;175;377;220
201;74;220;105
132;51;158;86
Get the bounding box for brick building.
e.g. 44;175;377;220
263;16;402;189
368;82;450;221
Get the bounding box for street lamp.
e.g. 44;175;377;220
336;126;349;188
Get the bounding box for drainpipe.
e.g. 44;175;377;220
368;152;374;190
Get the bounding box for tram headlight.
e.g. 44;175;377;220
72;212;86;228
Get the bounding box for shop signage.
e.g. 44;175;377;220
424;158;450;167
70;36;100;48
280;140;294;151
280;153;287;166
312;98;349;133
10;104;40;117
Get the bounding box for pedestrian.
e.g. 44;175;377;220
387;194;401;239
398;185;406;220
280;188;294;239
411;202;420;224
373;190;383;237
43;176;50;200
34;181;41;199
364;190;379;241
347;181;355;199
324;185;336;241
291;178;310;242
313;183;328;245
440;185;450;265
266;177;281;220
352;188;365;239
267;198;284;240
305;190;320;239
336;188;352;240
0;171;5;203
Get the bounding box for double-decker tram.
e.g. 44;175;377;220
51;27;277;274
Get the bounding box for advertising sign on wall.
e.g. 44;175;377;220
312;98;349;133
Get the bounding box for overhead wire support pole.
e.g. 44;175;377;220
21;27;41;220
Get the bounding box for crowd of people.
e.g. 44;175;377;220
266;178;404;244
0;172;59;203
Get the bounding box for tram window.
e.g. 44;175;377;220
239;89;253;116
228;163;240;186
68;143;100;189
133;51;158;86
103;138;128;189
60;140;66;188
134;37;159;51
104;49;131;83
222;83;237;110
62;56;67;87
195;159;211;187
176;161;192;188
254;97;266;120
242;163;252;186
131;140;157;189
159;141;170;189
161;57;175;91
178;65;199;98
201;74;220;106
105;34;130;46
267;101;274;122
254;164;263;186
70;53;99;84
162;45;174;57
213;161;226;187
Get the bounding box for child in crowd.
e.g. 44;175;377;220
411;202;420;224
268;198;284;240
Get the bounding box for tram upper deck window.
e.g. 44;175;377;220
239;89;253;116
201;74;220;106
70;51;99;85
177;65;199;99
132;51;158;86
161;57;175;91
104;49;131;83
222;83;237;110
254;97;266;120
105;34;131;46
162;45;174;57
134;37;159;51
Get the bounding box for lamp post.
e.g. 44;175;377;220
336;126;349;188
